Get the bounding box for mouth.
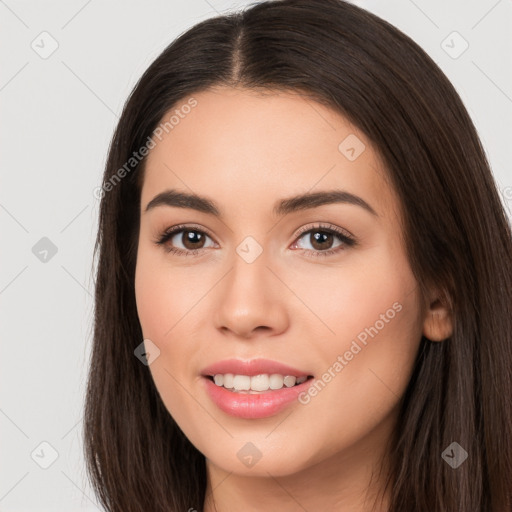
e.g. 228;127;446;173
202;372;315;418
200;358;315;418
205;373;314;393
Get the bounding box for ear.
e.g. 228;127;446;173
422;294;453;342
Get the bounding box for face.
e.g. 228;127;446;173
134;86;424;479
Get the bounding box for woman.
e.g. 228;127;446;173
84;1;512;510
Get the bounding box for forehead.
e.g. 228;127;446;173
140;86;398;221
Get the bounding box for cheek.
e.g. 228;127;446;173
289;246;420;348
135;261;167;341
134;251;204;425
292;245;422;403
134;246;199;341
282;263;422;467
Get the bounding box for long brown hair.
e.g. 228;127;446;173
84;1;512;510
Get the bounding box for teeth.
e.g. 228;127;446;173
283;375;297;387
233;375;251;390
211;373;308;392
251;374;270;391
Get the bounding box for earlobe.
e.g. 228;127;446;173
422;297;453;342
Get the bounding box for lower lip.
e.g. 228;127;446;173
202;376;313;419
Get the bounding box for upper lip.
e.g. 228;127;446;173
201;358;313;378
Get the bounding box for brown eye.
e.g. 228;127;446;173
155;225;216;256
180;230;207;250
291;224;356;258
308;231;335;251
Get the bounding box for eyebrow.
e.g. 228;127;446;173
144;188;378;217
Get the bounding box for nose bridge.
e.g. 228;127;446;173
235;234;266;267
213;234;288;337
227;234;272;300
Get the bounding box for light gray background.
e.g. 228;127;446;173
1;0;511;510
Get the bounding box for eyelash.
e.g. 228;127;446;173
153;223;357;258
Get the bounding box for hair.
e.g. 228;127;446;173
84;0;512;510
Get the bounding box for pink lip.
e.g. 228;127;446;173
201;358;314;419
200;358;311;378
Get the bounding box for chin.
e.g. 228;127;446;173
201;437;319;478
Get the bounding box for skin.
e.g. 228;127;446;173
134;86;453;511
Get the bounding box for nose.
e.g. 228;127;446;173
213;248;290;340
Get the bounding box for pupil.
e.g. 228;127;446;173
312;231;332;250
184;231;203;248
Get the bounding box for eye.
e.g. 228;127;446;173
154;222;357;258
290;223;356;258
154;224;216;256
